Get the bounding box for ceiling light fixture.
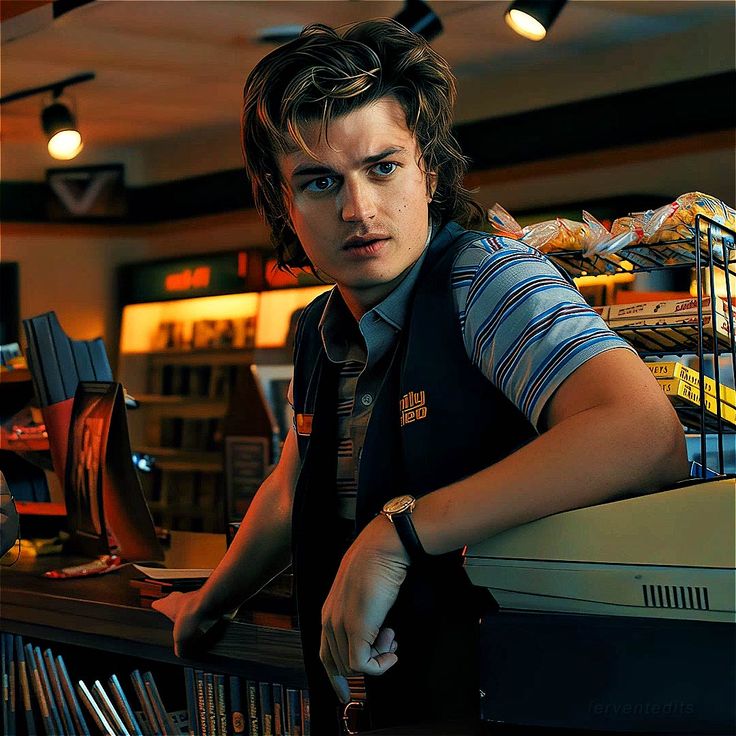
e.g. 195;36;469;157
0;72;94;161
394;0;443;42
42;97;83;160
257;0;443;46
504;0;567;41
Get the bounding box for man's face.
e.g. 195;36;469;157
278;97;434;315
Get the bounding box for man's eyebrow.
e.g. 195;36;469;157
290;146;406;177
363;146;406;165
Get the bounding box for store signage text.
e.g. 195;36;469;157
164;266;211;292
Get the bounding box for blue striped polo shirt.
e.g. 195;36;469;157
317;229;634;519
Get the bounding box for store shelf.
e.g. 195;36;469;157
134;447;223;472
549;226;736;279
0;427;49;452
0;554;305;683
677;408;736;435
135;346;291;368
134;394;229;419
595;216;736;475
611;323;734;356
0;368;32;383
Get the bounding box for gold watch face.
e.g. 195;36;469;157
383;494;415;515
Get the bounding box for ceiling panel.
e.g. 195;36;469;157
1;0;732;162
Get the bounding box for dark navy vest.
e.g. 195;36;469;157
291;221;538;731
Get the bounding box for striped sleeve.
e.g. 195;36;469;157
452;235;636;429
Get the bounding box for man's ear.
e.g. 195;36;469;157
427;171;438;202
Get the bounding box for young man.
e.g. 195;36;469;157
153;19;689;733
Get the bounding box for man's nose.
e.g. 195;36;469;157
340;179;376;222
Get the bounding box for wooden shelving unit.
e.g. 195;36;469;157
122;346;292;533
0;551;307;727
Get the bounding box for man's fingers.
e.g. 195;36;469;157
323;625;350;676
372;651;399;673
372;627;396;656
150;591;183;621
320;639;351;704
328;674;351;705
350;640;399;677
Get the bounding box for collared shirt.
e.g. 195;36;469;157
316;225;634;519
321;232;432;519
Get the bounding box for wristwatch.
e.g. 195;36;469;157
380;494;430;563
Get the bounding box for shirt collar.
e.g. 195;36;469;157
319;217;436;362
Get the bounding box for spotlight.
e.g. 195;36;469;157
505;0;567;41
42;99;83;160
395;0;443;42
0;73;93;160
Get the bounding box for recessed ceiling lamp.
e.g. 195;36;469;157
0;72;94;161
505;0;567;41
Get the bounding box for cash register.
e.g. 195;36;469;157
464;476;736;734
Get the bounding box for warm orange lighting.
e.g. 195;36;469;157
164;266;211;292
691;269;736;298
238;252;248;278
120;292;260;354
266;265;303;289
47;129;83;160
505;8;546;41
256;286;332;348
573;273;635;289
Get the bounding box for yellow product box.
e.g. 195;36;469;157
657;377;736;430
647;361;736;409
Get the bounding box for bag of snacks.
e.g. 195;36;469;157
487;204;610;253
646;192;735;250
597;193;735;263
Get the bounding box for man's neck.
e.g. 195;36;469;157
338;265;414;322
338;218;436;321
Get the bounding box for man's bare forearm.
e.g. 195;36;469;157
195;429;299;616
411;397;688;556
393;351;690;558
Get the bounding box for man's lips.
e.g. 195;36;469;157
342;235;391;252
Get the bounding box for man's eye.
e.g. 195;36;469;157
304;176;336;192
373;162;397;177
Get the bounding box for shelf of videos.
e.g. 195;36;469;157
1;633;311;736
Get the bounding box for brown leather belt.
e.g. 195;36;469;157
342;675;370;735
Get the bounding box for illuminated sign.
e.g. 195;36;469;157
264;258;327;289
119;250;329;307
164;266;211;292
119;250;263;306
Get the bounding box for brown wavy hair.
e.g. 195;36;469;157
241;18;484;270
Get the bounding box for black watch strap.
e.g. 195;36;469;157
392;512;431;563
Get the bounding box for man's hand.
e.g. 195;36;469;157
151;590;221;658
320;516;410;702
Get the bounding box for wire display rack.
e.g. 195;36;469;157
549;215;736;478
